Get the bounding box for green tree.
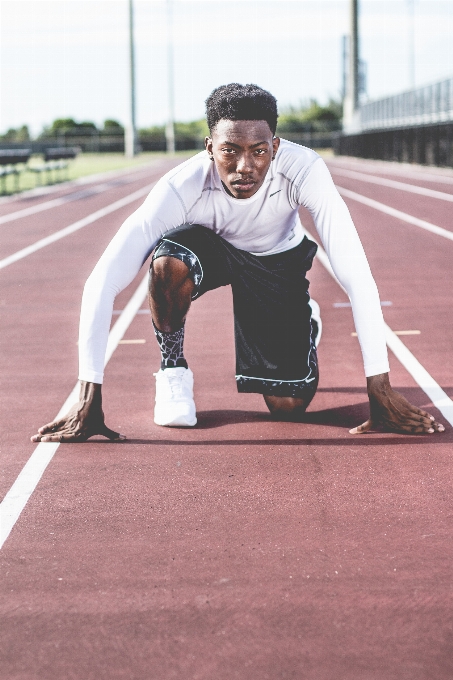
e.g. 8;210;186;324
38;118;99;139
0;125;30;142
277;99;342;134
103;119;124;131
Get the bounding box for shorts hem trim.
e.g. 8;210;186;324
235;374;316;384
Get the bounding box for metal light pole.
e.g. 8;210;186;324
407;0;416;90
349;0;359;111
343;0;360;132
125;0;137;158
341;34;349;100
166;0;176;154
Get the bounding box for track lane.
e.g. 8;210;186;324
327;175;453;234
328;155;453;188
331;167;453;201
0;160;185;262
1;155;452;679
2;270;452;680
0;157;172;218
0;158;188;500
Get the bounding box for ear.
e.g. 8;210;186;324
205;136;213;155
272;136;280;160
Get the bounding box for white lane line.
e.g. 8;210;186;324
0;174;144;226
328;159;453;185
333;301;392;308
352;330;421;336
336;186;453;242
0;182;155;271
0;194;79;225
0;157;175;207
332;168;453;202
302;226;453;426
119;339;146;344
0;184;118;226
0;273;150;550
384;329;453;424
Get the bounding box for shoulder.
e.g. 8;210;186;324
159;151;211;196
274;138;321;182
141;151;212;216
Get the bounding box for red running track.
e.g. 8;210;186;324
0;154;452;680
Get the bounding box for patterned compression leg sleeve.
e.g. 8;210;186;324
152;321;188;370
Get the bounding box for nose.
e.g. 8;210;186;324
236;152;254;174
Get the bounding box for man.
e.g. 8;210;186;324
32;84;444;442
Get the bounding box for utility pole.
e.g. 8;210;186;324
407;0;416;90
125;0;137;158
166;0;176;153
341;35;349;100
343;0;360;133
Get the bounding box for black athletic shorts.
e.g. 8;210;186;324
151;224;319;400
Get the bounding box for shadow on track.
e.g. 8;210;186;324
88;399;450;446
109;436;449;447
193;403;370;429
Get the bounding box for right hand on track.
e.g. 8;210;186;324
30;382;126;443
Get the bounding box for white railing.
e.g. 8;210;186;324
360;77;453;131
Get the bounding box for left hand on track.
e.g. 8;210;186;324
349;373;445;435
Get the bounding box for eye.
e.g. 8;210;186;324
254;148;267;155
221;147;236;154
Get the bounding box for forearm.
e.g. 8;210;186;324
302;160;389;377
78;214;154;383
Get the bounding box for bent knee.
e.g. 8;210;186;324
151;255;191;287
263;395;309;421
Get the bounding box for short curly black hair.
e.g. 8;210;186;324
206;83;278;135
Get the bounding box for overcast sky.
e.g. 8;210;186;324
1;0;452;134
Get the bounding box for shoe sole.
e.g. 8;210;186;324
154;415;197;428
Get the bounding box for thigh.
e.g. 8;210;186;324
232;236;319;397
152;224;236;299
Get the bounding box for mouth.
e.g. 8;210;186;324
231;179;256;192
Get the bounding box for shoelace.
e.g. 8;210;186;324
167;372;184;396
155;371;185;397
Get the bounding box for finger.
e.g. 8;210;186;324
100;425;126;441
349;419;373;435
34;432;80;443
385;415;445;434
411;411;445;432
37;419;65;435
404;405;435;421
30;431;66;442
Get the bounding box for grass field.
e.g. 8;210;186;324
0;151;188;196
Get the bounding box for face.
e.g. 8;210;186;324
205;119;280;199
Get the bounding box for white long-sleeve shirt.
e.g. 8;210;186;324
78;140;389;383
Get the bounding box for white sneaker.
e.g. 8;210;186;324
154;367;197;427
308;298;322;347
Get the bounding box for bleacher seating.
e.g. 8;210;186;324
0;149;31;194
28;147;80;186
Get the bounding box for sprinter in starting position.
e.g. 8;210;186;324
32;83;444;442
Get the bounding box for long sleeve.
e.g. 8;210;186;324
298;158;390;377
78;178;187;383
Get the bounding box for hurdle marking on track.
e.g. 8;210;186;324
336;186;453;242
0;274;150;550
302;226;453;426
332;168;453;202
0;182;156;271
